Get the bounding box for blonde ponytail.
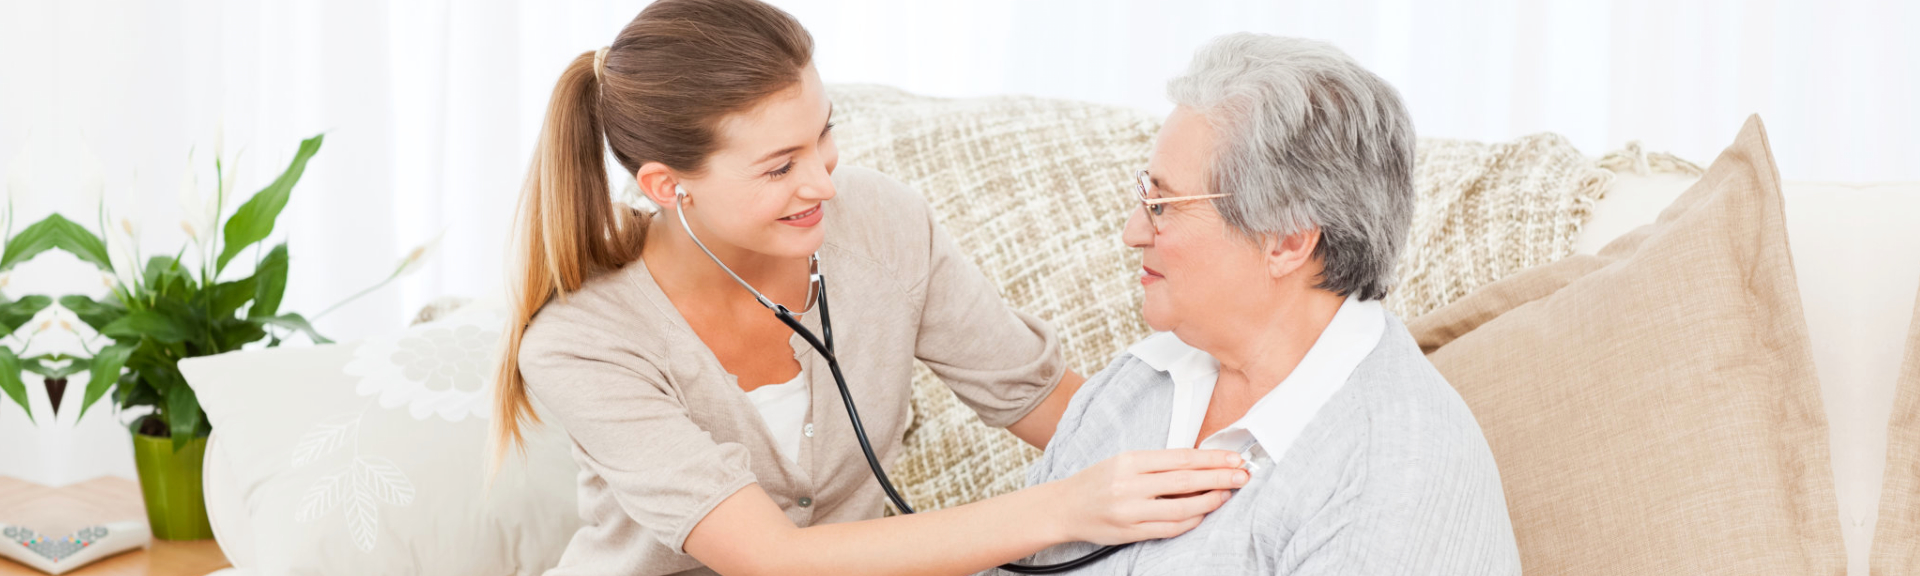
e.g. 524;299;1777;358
490;50;649;470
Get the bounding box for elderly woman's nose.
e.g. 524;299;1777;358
1123;205;1155;248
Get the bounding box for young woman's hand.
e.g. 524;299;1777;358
1044;449;1249;546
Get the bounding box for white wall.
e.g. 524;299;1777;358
1;0;1914;486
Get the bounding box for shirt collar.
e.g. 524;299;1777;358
1128;332;1219;451
1130;297;1387;463
1128;331;1218;381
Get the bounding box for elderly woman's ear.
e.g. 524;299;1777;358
1264;227;1322;281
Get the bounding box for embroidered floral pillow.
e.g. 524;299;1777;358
184;299;582;575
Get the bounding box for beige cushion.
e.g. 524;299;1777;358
183;299;581;575
1874;293;1920;572
1408;116;1845;574
1579;175;1920;575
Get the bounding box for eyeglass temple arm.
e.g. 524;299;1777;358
1141;193;1230;205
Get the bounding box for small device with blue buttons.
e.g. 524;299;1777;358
0;520;149;575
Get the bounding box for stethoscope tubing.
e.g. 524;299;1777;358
675;188;1126;573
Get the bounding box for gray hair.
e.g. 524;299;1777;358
1166;33;1415;301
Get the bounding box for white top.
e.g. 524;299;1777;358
1127;296;1386;462
745;367;812;465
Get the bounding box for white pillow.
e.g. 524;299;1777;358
183;299;581;576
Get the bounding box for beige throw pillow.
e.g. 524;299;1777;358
1408;116;1845;575
1873;291;1920;573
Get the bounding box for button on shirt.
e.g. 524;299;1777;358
990;299;1521;575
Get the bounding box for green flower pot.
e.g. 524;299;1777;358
131;433;214;541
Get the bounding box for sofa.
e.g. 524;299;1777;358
181;85;1919;576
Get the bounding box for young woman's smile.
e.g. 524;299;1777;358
777;204;824;227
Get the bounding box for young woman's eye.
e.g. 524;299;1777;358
768;161;794;178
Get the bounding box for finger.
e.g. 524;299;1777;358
1136;489;1233;523
1133;512;1209;541
1131;468;1247;499
1123;449;1244;473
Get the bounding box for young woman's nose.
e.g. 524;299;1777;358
796;159;837;202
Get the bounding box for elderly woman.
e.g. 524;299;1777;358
995;34;1521;575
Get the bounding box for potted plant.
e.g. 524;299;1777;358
0;189;58;422
45;134;434;540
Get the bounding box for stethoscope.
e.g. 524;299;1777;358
674;185;1127;574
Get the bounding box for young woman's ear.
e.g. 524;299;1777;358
635;162;681;208
1265;227;1321;280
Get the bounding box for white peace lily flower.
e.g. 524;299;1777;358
104;212;142;289
3;137;35;223
213;118;225;164
2;158;25;232
394;228;445;279
79;143;107;216
177;165;211;243
218;155;239;213
53;310;75;333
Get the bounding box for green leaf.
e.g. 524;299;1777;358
3;213;110;272
0;348;31;423
59;295;127;333
167;378;202;450
100;310;190;343
115;373;157;410
23;354;89;379
211;316;268;352
249;243;288;318
78;342;135;420
208;277;257;320
217;135;322;273
0;294;51;335
142;255;193;299
259;312;332;344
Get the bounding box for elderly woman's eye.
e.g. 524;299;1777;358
1149;204;1167;216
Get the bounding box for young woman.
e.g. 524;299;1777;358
491;1;1248;574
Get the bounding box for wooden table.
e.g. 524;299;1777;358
0;477;230;576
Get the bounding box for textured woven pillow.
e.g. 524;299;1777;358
825;84;1609;512
827;84;1160;511
1407;116;1845;574
1873;291;1920;573
1394;135;1609;318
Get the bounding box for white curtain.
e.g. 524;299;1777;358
1;0;1912;484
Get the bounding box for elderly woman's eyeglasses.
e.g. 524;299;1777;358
1134;170;1227;230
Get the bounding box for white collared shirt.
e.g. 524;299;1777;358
1127;296;1386;463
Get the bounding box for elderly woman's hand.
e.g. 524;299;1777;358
1043;449;1249;546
